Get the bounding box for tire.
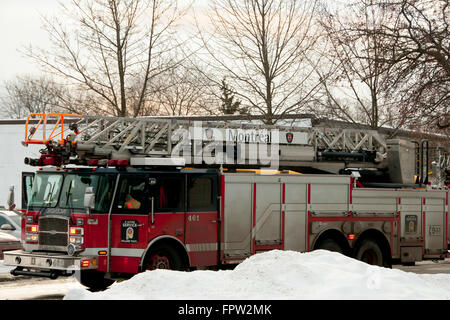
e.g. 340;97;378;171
355;239;385;267
316;238;345;254
76;270;115;292
143;244;184;271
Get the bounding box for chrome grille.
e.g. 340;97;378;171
39;217;68;232
38;216;68;247
39;233;68;247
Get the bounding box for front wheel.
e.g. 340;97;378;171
143;244;184;271
76;270;115;292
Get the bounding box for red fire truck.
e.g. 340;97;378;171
4;113;450;291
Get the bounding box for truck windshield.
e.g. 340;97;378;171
28;172;116;212
59;174;115;211
28;173;63;208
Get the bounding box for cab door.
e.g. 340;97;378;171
109;174;149;273
146;173;186;242
21;172;35;210
185;173;219;266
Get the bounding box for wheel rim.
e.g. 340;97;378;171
361;249;379;265
147;253;171;270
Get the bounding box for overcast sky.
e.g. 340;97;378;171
0;0;60;86
0;0;212;96
0;0;338;99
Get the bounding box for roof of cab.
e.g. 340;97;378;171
37;166;219;174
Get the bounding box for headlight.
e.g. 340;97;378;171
26;234;38;242
69;236;84;245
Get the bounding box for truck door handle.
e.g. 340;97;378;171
151;197;154;225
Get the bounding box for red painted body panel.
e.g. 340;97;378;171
71;213;109;248
185;211;218;266
110;256;141;273
147;212;185;245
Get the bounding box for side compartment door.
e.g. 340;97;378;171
185;174;218;266
401;197;423;247
283;180;307;252
424;196;447;255
222;175;253;260
109;174;149;273
254;177;282;250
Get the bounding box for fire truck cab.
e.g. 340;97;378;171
7;164;222;289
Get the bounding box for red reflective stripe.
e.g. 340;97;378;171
126;202;133;209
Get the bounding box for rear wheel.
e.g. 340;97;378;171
76;270;115;292
355;239;385;267
143;244;184;271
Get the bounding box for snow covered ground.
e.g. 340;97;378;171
64;250;450;300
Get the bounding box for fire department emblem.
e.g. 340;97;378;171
405;215;417;233
126;227;134;240
121;220;139;243
205;128;214;140
286;132;293;144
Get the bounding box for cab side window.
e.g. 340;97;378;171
187;176;216;212
153;177;184;212
94;175;116;213
115;176;147;212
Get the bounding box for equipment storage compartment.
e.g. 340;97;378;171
309;175;350;217
222;173;352;260
423;193;447;256
222;174;254;260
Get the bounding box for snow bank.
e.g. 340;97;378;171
64;250;450;300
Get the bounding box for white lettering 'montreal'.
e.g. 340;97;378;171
170;122;279;169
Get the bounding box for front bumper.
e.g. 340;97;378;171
3;250;98;271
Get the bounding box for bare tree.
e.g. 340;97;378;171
150;64;215;116
23;0;191;117
313;0;413;131
370;0;449;132
1;75;58;119
0;75;103;119
2;75;62;118
196;0;322;124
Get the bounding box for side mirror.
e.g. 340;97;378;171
0;223;14;231
7;186;15;211
84;187;95;213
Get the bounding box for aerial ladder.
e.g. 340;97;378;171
21;112;449;187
